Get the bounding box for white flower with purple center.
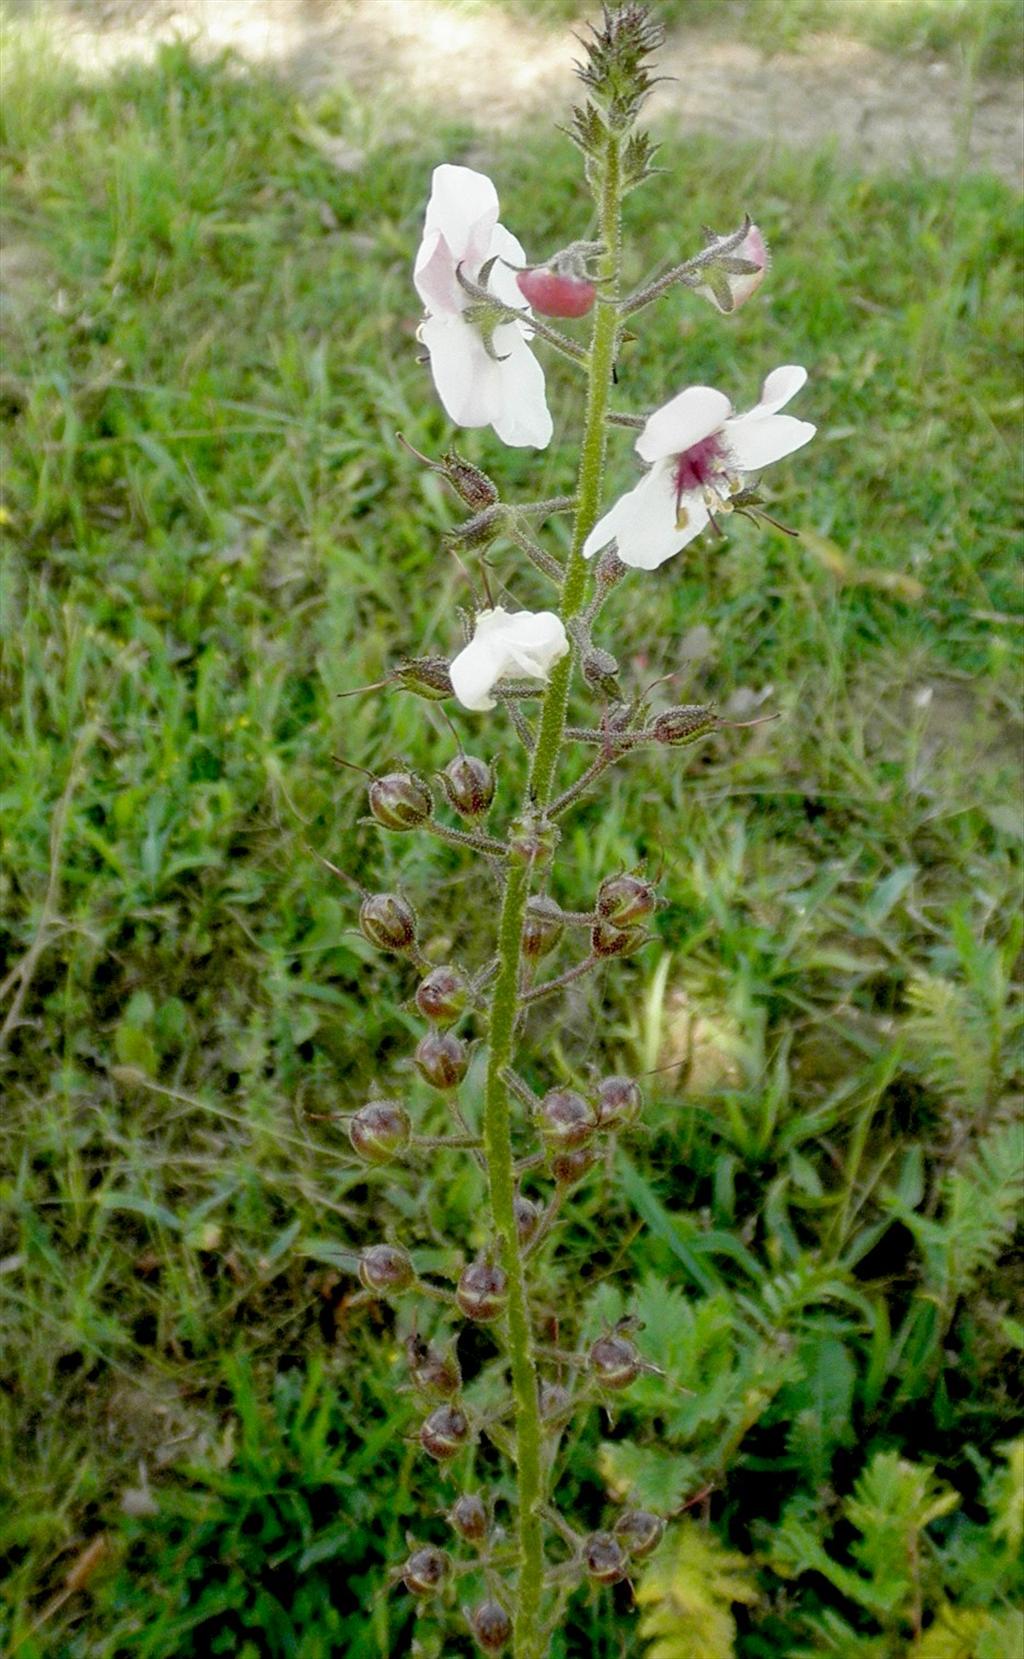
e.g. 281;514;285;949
414;164;553;450
583;365;816;571
450;607;569;712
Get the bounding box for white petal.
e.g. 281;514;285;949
414;164;499;314
495;610;568;675
422;164;498;257
746;364;807;419
450;609;568;712
490;326;552;449
725;412;816;472
449;635;504;711
419;314;500;428
486;222;530;311
636;386;732;464
414;228;462;316
584;462;707;570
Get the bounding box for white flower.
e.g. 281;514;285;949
414;164;553;450
450;607;569;712
583;365;815;571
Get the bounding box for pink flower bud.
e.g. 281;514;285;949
349;1099;411;1164
591;919;646;958
522;896;564;959
514;1192;542;1247
449;1492;489;1545
583;1530;629;1585
596;873;657;928
469;1599;512;1653
596;1074;643;1129
368;771;432;830
589;1331;642;1389
508;811;559;869
614;1509;665;1560
406;1334;461;1399
516;266;597;318
440;753;496;819
415;964;471;1026
420;1401;470;1461
358;1243;415;1295
402;1543;451;1596
694;221;769;315
359;892;418;953
539;1380;571;1422
551;1144;598;1187
537;1088;595;1150
456;1259;509;1322
414;1030;469;1091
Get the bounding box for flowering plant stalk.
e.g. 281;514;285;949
337;7;814;1654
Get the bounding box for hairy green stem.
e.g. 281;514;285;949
480;129;622;1659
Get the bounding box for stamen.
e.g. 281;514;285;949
672;433;728;520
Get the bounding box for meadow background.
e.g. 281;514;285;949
1;1;1022;1654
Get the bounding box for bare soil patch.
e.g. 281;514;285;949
19;0;1024;185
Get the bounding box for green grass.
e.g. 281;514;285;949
1;20;1022;1659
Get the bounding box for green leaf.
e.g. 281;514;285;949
599;1441;699;1513
636;1520;758;1659
781;1333;857;1485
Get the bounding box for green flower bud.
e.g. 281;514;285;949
406;1334;461;1399
522;896;564;959
582;645;621;697
596;1074;643;1129
596;873;656;928
420;1402;470;1461
574;2;665;131
583;1530;629;1585
402;1543;451;1596
508;811;559;869
456;1259;508;1323
551;1144;598;1187
470;1599;512;1653
449;1492;489;1546
591;919;646;958
514;1193;542;1247
358;1243;415;1294
440;753;496;819
393;656;453;700
349;1100;411;1164
651;703;717;746
368;771;432;830
537;1088;594;1150
414;1030;469;1091
440;449;499;510
589;1331;642;1389
539;1380;571;1422
443;506;503;552
358;891;418;953
415;964;470;1026
614;1509;664;1560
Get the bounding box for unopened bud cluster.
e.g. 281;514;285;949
347;783;662;1641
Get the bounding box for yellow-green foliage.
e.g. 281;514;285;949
635;1520;758;1659
916;1607;1024;1659
989;1439;1024;1559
